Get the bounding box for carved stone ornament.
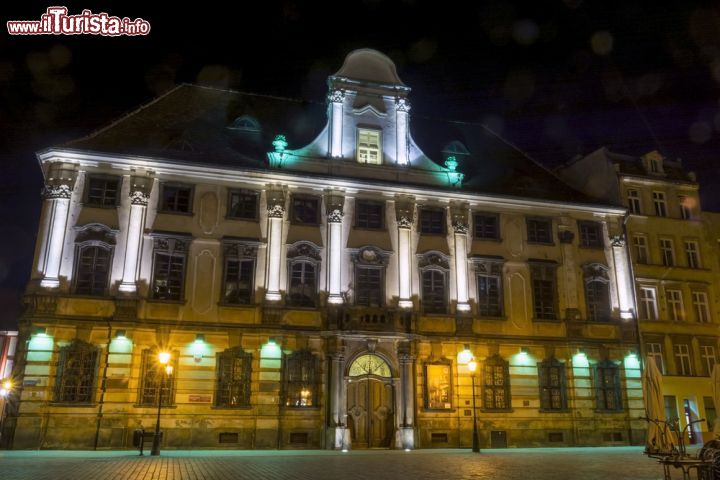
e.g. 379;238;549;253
395;97;411;113
395;196;415;228
352;246;390;266
223;241;259;258
610;235;625;247
152;236;188;254
417;251;450;270
582;262;610;282
74;223;117;245
266;186;286;218
558;230;575;244
450;204;468;234
130;190;150;206
287;241;321;261
329;89;345;104
42;184;72;200
327;208;344;223
472;257;503;276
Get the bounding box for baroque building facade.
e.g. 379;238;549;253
6;50;643;450
559;148;720;443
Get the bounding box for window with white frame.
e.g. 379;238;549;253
286;241;321;307
647;342;665;373
627;189;642;214
666;289;684;321
653;191;667;217
357;129;381;165
673;344;693;376
639;287;658;320
701;345;717;376
692;292;711;323
678;196;692;220
685;241;700;268
633;235;649;264
660;239;675;266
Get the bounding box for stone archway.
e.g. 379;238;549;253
346;354;394;448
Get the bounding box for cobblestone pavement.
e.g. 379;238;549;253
0;447;668;480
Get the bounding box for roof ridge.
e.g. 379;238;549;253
188;83;324;106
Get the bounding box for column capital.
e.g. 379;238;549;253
266;186;286;218
395;195;415;228
610;234;626;247
328;89;345;104
130;190;150;206
325;190;345;223
41;184;72;200
451;203;469;234
398;353;416;364
395;97;411;112
42;162;76;199
129;174;153;206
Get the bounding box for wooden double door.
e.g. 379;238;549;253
347;377;394;448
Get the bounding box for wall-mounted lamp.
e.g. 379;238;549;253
115;330;127;339
519;347;530;355
457;344;473;365
192;334;205;363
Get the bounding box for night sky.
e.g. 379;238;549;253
1;1;719;330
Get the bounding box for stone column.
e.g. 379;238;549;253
329;89;344;158
265;187;286;302
39;163;76;289
119;175;153;293
451;204;471;313
609;231;635;320
326;191;345;305
558;218;579;320
397;350;416;449
328;349;348;449
395;98;410;166
395;196;415;309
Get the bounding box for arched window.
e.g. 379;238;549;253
286;241;321;307
283;349;319;407
594;360;622;412
538;357;567;411
73;223;116;296
418;251;450;314
215;347;252;408
583;263;611;322
482;354;511;411
54;340;99;403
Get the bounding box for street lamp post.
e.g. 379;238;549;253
467;359;480;453
151;352;172;456
0;380;12;445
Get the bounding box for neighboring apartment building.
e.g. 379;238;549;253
7;49;642;450
559;148;720;443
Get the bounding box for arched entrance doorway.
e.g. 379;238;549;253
346;353;394;448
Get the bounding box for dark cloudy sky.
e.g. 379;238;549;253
1;1;720;329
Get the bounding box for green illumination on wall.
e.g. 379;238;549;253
28;333;54;362
624;353;640;371
261;340;282;359
572;352;589;368
109;336;132;354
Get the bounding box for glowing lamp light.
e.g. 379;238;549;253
0;388;7;398
467;358;477;373
457;345;473;365
158;351;171;365
573;351;589;368
165;365;174;376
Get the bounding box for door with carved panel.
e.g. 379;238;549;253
347;354;394;448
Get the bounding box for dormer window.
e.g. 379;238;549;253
357;129;381;165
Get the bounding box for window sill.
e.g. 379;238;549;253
527;241;555;246
157;210;194;216
478;315;506;321
539;409;571;413
211;405;253;410
81;203;119;210
225;216;259;223
473;237;502;242
594;409;624;414
423;408;456;413
218;302;256;308
134;404;178;409
49;402;97;408
533;317;561;323
147;298;186;305
480;408;514;413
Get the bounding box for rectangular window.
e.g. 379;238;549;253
151;237;189;301
291;196;320;225
666;289;684;321
215;348;251;408
483;357;510;410
684;241;700;268
474;213;500;240
653;191;667;217
355;200;384;229
54;343;99;403
356;267;383;307
701;346;717;376
74;245;112;296
288;261;317;307
419;208;445;234
660;239;675;266
578;221;603;248
530;263;557;320
223;258;254;305
627;189;642;214
85;176;120;207
639;287;658;320
692;292;711;323
284;350;318;407
538;360;567;411
424;363;452;409
227;190;258;220
357;129;382;165
664;395;679;422
160;184;193;213
527;218;553;244
595;362;622;411
633;235;649;264
679;196;692;220
138;349;176;406
647;343;665;373
674;344;693;376
422;269;447;314
477;275;502;317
